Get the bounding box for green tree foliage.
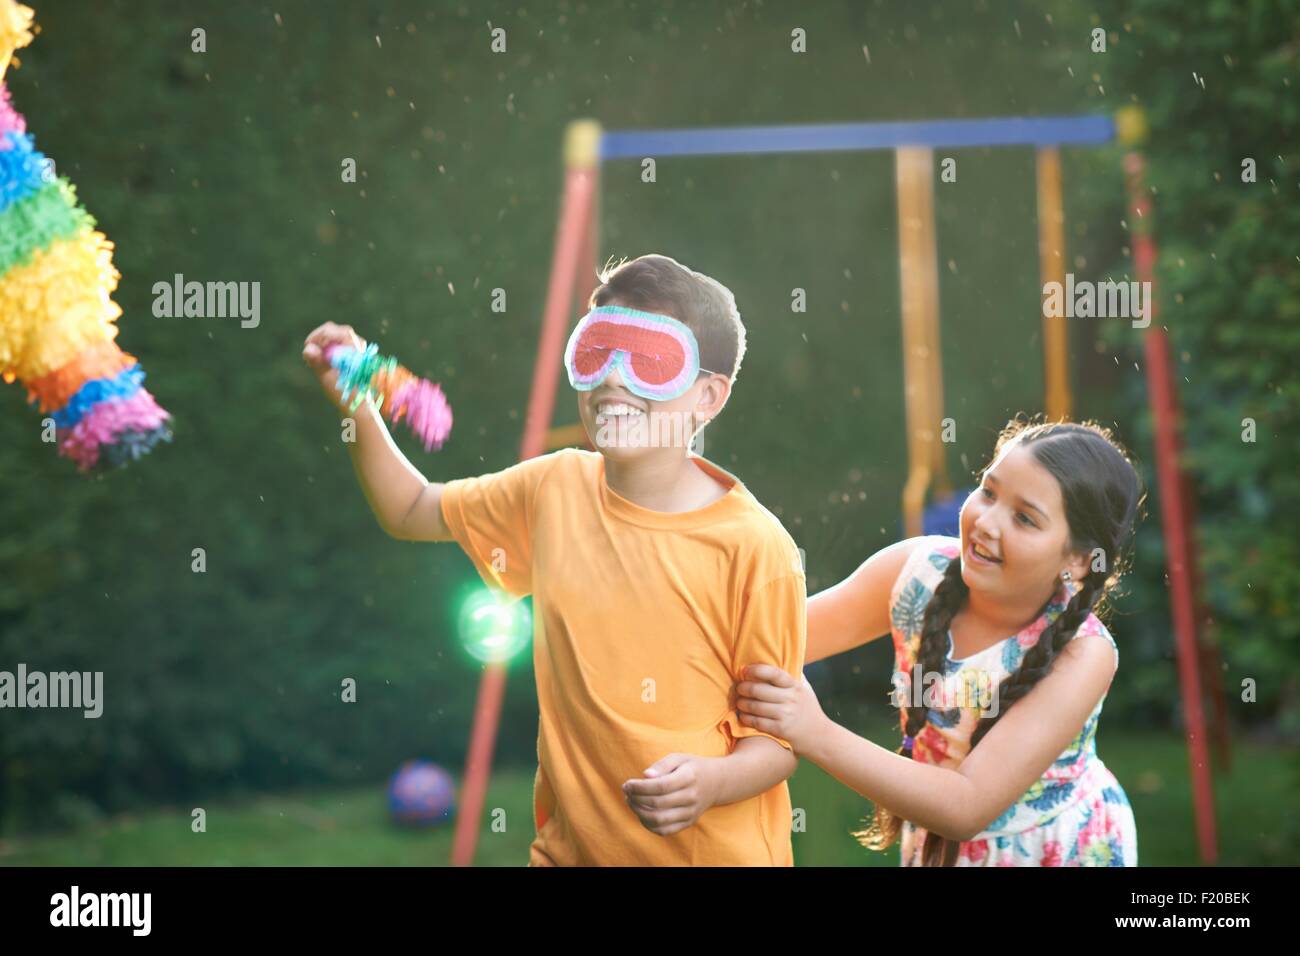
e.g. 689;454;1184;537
1065;0;1300;738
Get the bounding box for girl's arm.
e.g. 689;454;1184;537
806;537;926;664
801;631;1118;839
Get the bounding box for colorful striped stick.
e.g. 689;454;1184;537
325;343;453;452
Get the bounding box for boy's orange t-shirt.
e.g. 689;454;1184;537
439;448;806;866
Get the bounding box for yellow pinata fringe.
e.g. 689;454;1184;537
0;0;34;81
0;228;123;381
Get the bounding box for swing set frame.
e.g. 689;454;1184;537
448;111;1226;867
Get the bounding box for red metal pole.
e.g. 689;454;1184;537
576;153;601;329
1181;470;1232;773
1123;149;1218;865
450;127;599;866
519;164;598;463
449;660;508;867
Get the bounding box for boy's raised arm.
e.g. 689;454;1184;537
342;399;452;542
303;322;453;543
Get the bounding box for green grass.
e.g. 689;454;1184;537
1;731;1293;866
0;775;538;867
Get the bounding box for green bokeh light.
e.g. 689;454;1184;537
456;589;531;664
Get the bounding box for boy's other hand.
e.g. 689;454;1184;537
621;753;721;837
302;322;368;412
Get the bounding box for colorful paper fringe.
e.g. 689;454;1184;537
1;0;171;471
326;343;453;452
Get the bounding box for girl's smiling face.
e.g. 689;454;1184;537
958;441;1089;603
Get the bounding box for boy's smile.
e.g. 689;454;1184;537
591;389;647;429
594;402;645;425
579;369;704;456
583;377;650;451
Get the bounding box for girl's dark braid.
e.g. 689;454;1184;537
854;557;1106;866
919;571;1105;866
969;575;1104;750
853;557;967;853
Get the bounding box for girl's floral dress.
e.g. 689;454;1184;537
887;536;1138;866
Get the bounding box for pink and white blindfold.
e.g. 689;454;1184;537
564;306;716;402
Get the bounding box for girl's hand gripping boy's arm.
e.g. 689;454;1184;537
303;322;452;542
737;636;1117;841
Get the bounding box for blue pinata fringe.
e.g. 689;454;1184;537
46;364;145;429
0;132;49;213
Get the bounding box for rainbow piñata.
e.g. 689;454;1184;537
1;0;172;471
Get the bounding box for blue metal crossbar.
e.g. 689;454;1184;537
600;114;1115;159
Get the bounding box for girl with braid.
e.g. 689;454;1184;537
736;419;1143;865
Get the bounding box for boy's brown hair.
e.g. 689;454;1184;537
588;254;747;386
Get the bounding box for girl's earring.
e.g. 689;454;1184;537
1061;570;1072;581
